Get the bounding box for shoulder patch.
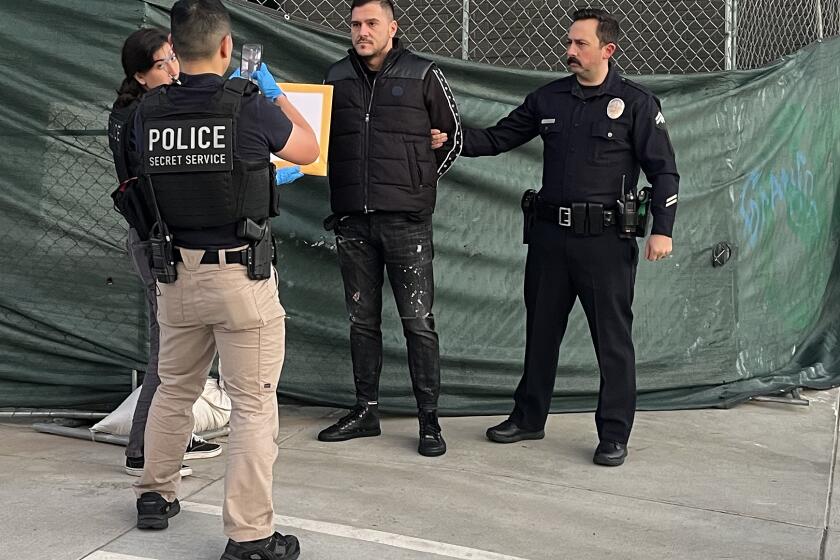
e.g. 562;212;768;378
655;111;667;130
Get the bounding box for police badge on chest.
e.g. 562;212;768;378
145;118;234;174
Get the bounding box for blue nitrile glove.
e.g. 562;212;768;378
252;63;283;101
276;166;303;185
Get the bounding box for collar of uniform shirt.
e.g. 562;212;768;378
173;72;224;87
567;61;624;100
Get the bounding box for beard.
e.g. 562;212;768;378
355;40;383;57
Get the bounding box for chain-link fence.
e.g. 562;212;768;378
246;0;840;73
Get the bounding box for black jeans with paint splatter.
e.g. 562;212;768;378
334;212;440;409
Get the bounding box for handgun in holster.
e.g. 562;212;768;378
521;189;537;244
238;218;275;280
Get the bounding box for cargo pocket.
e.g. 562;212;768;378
257;313;286;394
254;267;285;325
155;281;185;326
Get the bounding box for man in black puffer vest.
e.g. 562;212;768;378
318;0;461;457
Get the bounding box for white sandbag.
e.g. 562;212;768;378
91;378;231;436
90;385;142;435
193;378;232;433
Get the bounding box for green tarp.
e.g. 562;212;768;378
0;0;838;413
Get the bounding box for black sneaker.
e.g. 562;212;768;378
418;409;446;457
317;403;381;442
125;456;193;478
184;434;223;460
136;491;180;530
220;531;300;560
593;440;628;467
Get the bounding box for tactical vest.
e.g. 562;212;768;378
325;44;439;214
136;78;276;230
108;99;140;183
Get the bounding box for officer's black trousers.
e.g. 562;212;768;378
510;220;639;444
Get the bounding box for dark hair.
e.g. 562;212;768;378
572;7;620;46
349;0;396;19
170;0;231;61
114;28;169;109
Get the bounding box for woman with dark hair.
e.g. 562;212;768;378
110;29;181;181
108;28;221;479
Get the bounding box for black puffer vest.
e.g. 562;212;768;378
325;39;438;214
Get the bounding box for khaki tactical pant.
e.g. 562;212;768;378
134;247;286;542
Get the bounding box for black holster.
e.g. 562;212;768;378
521;189;537;244
238;218;274;280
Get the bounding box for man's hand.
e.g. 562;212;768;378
430;128;448;149
645;234;673;261
252;63;284;101
231;63;284;102
276;166;304;185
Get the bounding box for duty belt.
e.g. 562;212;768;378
533;199;616;235
173;248;248;265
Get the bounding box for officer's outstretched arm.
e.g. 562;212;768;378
462;92;540;157
274;96;319;165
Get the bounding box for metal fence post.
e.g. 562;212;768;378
815;0;825;39
724;0;737;70
461;0;470;61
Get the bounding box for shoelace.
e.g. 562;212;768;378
338;407;368;429
420;414;441;437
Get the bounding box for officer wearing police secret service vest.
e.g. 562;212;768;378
460;8;679;467
130;1;318;559
319;0;460;457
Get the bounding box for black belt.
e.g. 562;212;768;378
173;248;248;265
533;199;615;234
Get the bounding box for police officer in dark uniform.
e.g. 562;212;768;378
460;7;679;466
128;1;318;559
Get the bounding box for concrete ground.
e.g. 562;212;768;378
0;389;838;560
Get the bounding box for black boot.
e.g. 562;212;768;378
317;403;381;442
220;531;300;560
136;492;180;530
418;409;446;457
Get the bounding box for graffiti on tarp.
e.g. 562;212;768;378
736;149;831;336
738;150;819;250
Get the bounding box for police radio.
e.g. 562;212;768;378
148;221;178;283
141;176;178;283
617;176;651;239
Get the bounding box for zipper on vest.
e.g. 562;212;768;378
359;55;398;214
363;77;376;214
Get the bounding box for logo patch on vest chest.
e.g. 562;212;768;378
144;118;234;174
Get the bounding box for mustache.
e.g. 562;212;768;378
567;56;580;65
